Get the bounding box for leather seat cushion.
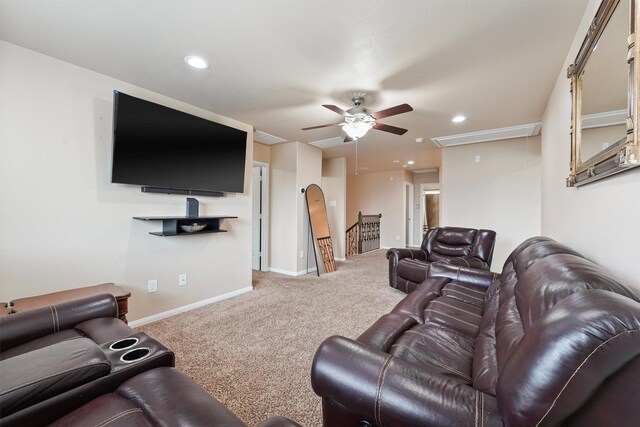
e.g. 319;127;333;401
396;258;430;283
117;367;247;426
50;394;153;427
389;322;475;384
441;282;486;308
422;295;483;336
0;338;110;416
0;329;82;361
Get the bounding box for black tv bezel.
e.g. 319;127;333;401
110;91;248;196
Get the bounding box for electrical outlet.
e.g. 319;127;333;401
396;235;400;241
148;279;158;293
300;250;304;258
475;155;481;163
179;274;187;286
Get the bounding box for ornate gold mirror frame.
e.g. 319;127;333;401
568;0;640;186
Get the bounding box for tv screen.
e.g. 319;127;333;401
111;91;247;194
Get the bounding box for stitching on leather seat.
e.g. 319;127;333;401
52;305;60;333
534;329;640;426
475;389;479;427
94;408;143;427
374;355;393;426
480;390;484;427
446;283;486;296
424;309;479;329
443;289;484;302
404;330;474;357
431;300;482;318
48;306;56;334
391;344;472;381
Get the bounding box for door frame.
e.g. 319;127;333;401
252;161;270;271
404;182;414;247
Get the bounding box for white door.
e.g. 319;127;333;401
251;167;261;270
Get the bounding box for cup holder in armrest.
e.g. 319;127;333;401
109;337;139;351
120;347;151;363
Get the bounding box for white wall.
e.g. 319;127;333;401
347;170;405;248
322;158;347;260
542;0;640;291
441;137;542;270
269;142;297;273
296;143;323;273
268;141;323;275
0;41;254;321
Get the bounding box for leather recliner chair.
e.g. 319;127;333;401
387;226;497;293
0;293;301;427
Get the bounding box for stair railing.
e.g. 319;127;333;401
345;212;382;258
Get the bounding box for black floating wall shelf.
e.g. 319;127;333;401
133;216;237;236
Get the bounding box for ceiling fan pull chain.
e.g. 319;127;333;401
355;138;359;176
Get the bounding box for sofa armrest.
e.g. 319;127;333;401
386;247;427;262
312;336;500;426
0;294;119;351
427;263;499;289
387;248;428;290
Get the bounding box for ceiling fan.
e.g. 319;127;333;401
302;96;413;142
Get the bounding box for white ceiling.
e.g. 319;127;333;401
0;0;589;173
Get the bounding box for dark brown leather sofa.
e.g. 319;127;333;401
0;293;299;427
387;226;496;293
312;237;640;426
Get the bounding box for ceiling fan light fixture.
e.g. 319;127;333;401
342;121;375;139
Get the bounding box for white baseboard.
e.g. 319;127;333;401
269;267;317;276
128;286;252;327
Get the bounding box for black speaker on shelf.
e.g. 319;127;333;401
186;197;199;218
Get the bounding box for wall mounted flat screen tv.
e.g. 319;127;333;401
111;91;247;194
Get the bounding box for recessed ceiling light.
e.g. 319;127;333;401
393;160;400;164
184;55;209;69
415;137;424;143
407;160;415;165
452;115;466;123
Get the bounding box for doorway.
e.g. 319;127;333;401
405;182;414;247
252;162;269;271
420;184;440;234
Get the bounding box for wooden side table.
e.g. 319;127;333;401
9;283;132;323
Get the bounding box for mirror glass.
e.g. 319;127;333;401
305;184;335;275
579;0;629;164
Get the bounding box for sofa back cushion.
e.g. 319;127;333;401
423;227;496;266
488;241;640;425
496;290;640;426
424;227;476;262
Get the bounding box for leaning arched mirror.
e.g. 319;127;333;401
305;184;335;275
567;0;640;186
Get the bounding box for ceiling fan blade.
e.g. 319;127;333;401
323;104;350;116
301;123;338;130
343;135;354;143
371;103;413;120
373;122;408;135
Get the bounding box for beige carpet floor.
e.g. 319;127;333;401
138;249;404;427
